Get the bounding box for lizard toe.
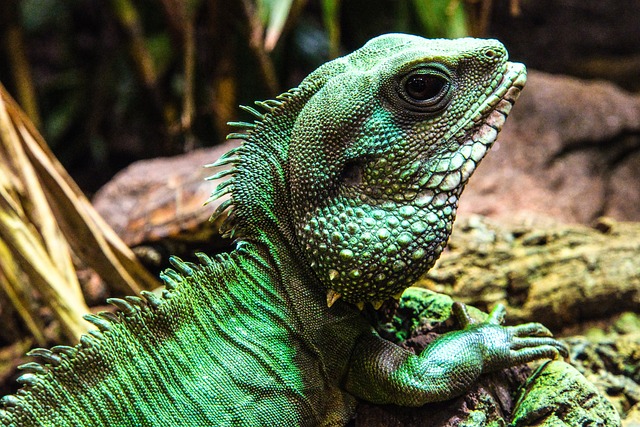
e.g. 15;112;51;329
452;302;476;328
510;343;565;365
509;322;553;338
486;304;507;325
511;336;567;354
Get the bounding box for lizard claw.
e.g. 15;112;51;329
508;323;569;360
509;322;553;338
448;302;569;372
510;337;569;362
507;323;569;357
478;320;570;371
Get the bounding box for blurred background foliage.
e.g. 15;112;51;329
0;0;517;194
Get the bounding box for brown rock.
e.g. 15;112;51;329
92;142;240;248
623;404;640;427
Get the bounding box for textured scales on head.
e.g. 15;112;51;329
208;33;526;307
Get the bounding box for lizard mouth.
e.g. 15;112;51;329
464;61;527;145
415;62;526;196
456;61;526;171
435;61;526;149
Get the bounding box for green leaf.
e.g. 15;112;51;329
412;0;468;39
321;0;341;58
146;33;174;77
19;0;69;31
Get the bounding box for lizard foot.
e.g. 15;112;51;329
450;301;569;370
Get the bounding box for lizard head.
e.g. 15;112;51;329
287;34;526;307
209;33;525;309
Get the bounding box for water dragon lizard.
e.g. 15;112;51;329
0;33;567;426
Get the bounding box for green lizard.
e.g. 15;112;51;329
0;34;567;426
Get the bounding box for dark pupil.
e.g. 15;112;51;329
406;75;445;101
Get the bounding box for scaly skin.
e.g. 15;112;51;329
0;34;567;427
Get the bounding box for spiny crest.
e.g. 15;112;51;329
204;87;306;240
1;346;70;407
0;253;221;413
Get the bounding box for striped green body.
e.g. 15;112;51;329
2;242;364;426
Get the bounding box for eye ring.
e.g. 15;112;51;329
397;66;453;112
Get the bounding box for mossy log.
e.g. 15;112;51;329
418;216;640;331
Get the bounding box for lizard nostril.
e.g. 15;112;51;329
484;49;497;59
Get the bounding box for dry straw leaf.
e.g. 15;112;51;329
0;83;159;343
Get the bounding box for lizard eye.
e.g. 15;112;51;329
398;67;452;112
405;75;446;101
